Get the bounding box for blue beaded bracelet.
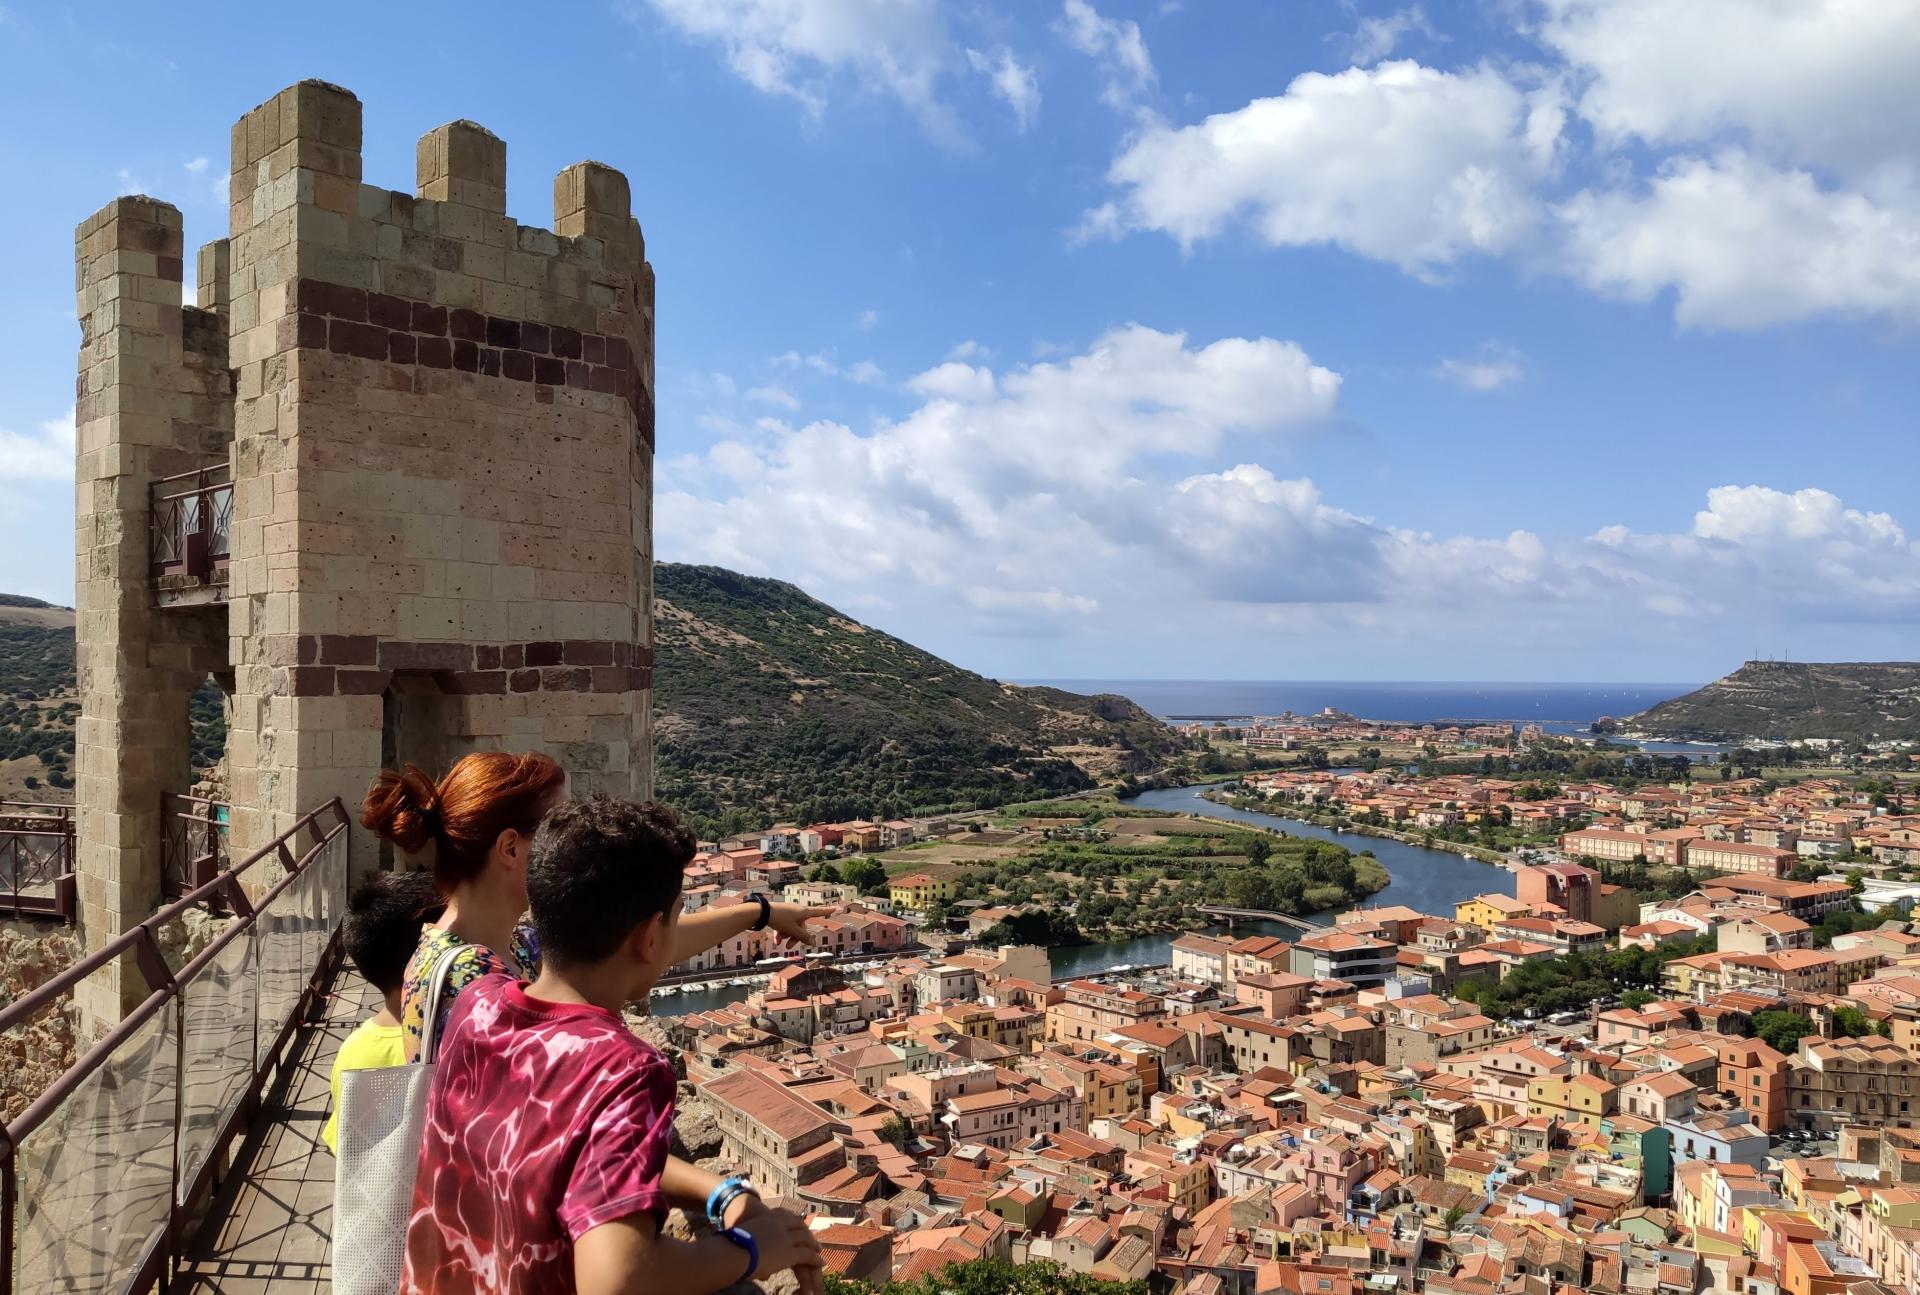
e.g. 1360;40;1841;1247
706;1176;756;1229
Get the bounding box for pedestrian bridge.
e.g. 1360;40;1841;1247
0;800;358;1295
1190;904;1329;933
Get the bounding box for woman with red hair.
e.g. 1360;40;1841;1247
364;752;826;1057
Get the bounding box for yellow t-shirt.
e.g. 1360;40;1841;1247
322;1018;407;1154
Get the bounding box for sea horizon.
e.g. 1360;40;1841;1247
1019;678;1704;732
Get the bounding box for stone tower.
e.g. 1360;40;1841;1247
73;82;656;1022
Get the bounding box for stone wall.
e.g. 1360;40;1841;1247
73;81;657;1024
72;199;233;1022
221;82;656;865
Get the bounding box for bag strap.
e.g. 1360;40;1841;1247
415;943;463;1066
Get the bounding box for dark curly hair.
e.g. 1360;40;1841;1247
527;795;696;965
343;870;446;993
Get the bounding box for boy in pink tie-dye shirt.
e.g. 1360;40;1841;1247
400;797;821;1295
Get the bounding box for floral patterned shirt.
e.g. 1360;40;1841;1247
398;922;540;1057
399;974;677;1294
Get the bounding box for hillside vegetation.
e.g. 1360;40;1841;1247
1;570;1182;831
1628;660;1920;743
653;564;1180;836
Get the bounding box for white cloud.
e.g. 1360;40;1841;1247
638;0;958;137
854;307;879;330
907;362;996;402
771;349;884;383
1345;4;1439;65
966;46;1041;130
1583;486;1920;621
845;359;884;385
0;408;74;481
665;323;1920;658
1059;0;1154;109
1432;341;1526;391
1559;151;1920;330
1094;60;1564;274
660;325;1343;627
744;384;801;409
947;339;991;361
1537;0;1920;187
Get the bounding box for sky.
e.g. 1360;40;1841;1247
1;1;1917;684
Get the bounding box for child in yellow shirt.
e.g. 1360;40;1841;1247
322;870;444;1153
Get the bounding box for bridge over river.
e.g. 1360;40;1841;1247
1189;905;1329;933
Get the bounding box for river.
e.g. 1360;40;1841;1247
650;783;1509;1017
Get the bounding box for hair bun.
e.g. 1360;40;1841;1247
360;763;447;856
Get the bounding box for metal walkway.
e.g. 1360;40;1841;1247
168;966;370;1294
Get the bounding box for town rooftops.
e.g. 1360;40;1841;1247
704;1066;845;1142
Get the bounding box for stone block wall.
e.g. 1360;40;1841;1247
72;199;233;1023
220;81;655;862
73;81;656;1023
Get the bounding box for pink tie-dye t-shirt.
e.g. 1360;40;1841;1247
399;974;676;1294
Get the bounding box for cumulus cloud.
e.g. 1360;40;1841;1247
1433;342;1527;391
966;46;1041;130
907;362;996;403
638;0;960;137
1559;151;1920;329
1345;4;1439;65
0;408;74;481
1084;4;1920;330
665;329;1919;663
1093;61;1565;274
661;325;1343;627
1059;0;1154;109
1536;0;1920;187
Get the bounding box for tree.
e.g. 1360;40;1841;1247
1752;1009;1815;1054
1620;989;1655;1010
826;1258;1147;1295
840;858;887;895
1830;1005;1873;1039
1244;834;1274;868
1442;1204;1467;1231
877;1115;910;1150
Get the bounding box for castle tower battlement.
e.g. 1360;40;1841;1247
74;81;657;1023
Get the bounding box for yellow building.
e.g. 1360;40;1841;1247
1456;893;1532;934
1526;1073;1616;1129
889;871;956;910
1742;1206;1819;1257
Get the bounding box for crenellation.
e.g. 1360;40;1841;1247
73;81;655;1030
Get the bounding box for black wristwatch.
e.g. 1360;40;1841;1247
749;892;771;931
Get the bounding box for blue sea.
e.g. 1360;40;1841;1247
1023;679;1715;753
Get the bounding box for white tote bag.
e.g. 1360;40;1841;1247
331;950;459;1295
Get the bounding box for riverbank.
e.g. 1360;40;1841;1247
658;786;1513;1017
1200;789;1512;868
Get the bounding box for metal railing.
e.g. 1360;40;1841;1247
148;465;232;584
159;794;229;905
0;803;75;923
0;799;350;1295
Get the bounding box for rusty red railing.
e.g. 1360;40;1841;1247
0;798;350;1295
0;802;75;923
148;465;232;584
159;793;229;905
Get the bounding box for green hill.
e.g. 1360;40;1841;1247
0;571;1180;830
652;564;1180;836
1627;660;1920;743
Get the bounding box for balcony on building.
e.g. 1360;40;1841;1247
150;462;232;608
